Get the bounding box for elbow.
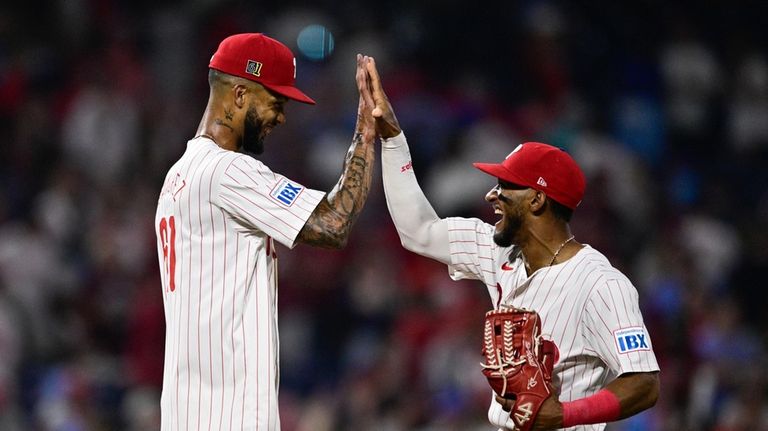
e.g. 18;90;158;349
647;372;660;409
615;371;660;417
310;235;347;250
397;230;443;260
398;235;415;252
331;234;349;250
315;231;348;249
398;232;425;255
394;220;443;257
296;220;350;249
324;227;350;249
636;372;660;412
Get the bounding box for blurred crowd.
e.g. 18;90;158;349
1;1;767;430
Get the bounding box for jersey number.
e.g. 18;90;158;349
158;216;177;292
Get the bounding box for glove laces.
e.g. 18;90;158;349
481;309;543;397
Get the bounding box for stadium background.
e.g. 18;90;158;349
0;0;767;429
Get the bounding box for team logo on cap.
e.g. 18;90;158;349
537;177;548;187
246;60;263;77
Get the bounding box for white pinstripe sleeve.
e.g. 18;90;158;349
445;217;502;287
582;277;660;375
216;155;325;249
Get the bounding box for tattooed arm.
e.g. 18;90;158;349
297;55;376;249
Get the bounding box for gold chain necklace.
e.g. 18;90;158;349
548;235;575;266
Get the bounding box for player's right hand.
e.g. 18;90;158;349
365;57;401;139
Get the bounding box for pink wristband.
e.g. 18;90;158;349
562;389;621;427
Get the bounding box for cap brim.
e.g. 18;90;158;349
262;83;316;105
473;162;528;186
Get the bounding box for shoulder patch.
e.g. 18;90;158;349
613;327;650;354
270;178;304;207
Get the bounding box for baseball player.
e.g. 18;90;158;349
364;59;660;430
155;34;377;430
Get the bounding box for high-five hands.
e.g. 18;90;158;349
363;57;401;139
355;54;376;143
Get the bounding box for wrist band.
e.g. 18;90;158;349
381;131;406;149
562;389;621;427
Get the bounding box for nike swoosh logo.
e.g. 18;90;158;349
501;262;515;271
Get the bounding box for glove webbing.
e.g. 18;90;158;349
480;310;544;398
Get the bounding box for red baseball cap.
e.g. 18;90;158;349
473;142;586;210
209;33;316;105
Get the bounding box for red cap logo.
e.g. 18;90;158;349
209;33;315;105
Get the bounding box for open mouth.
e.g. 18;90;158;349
493;205;504;226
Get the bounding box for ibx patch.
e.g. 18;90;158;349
270;178;304;207
613;327;651;354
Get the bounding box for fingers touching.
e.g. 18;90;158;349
361;56;402;139
355;54;376;140
364;57;386;118
355;54;401;139
356;54;375;110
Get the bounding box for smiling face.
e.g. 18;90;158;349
240;86;288;155
485;180;531;247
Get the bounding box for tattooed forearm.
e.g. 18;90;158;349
297;200;352;248
298;133;375;248
337;155;368;213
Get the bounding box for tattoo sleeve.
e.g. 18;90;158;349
298;132;375;248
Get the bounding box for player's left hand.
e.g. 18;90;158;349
355;54;376;143
495;394;564;430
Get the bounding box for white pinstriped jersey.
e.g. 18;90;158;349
155;136;324;431
446;218;659;431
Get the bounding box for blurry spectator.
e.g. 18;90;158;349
61;82;141;188
678;213;741;292
0;218;75;357
0;281;24;431
660;27;722;139
728;53;768;153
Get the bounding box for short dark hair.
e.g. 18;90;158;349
208;68;264;93
549;198;574;222
208;68;230;88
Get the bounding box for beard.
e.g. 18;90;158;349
493;200;523;247
493;215;521;247
241;107;266;155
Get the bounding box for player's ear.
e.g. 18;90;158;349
233;84;249;109
529;190;547;213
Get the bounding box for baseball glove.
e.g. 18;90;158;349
481;306;559;431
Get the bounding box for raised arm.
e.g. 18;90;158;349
366;58;451;264
296;55;377;249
